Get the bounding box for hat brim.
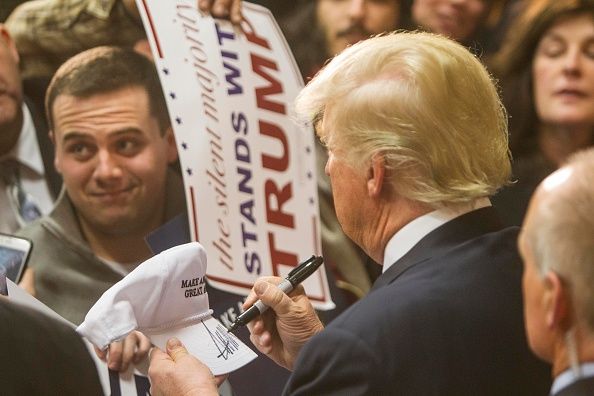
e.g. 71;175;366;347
149;316;257;375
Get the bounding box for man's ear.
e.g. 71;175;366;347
367;154;386;198
544;271;571;331
164;126;178;163
0;24;20;65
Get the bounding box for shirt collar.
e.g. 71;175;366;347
0;104;45;176
382;197;491;272
551;362;594;395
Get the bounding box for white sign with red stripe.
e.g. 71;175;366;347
137;1;333;309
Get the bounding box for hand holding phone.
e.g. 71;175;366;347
0;233;32;284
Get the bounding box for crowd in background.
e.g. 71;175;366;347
1;0;594;395
2;0;593;294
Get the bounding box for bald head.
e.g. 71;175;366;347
519;148;594;369
521;148;594;331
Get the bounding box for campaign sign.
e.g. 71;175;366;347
136;1;333;309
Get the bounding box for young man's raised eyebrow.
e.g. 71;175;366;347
61;131;91;143
108;128;145;137
61;128;144;143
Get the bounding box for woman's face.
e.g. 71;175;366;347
533;13;594;128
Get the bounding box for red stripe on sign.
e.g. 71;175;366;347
140;0;163;59
190;186;199;241
312;216;330;303
312;216;320;256
207;275;254;289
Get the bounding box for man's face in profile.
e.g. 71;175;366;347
518;225;552;363
0;26;23;154
319;114;369;247
518;184;565;365
51;86;178;236
316;0;400;57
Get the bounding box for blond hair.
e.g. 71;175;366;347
296;31;511;206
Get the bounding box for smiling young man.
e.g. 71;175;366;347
17;46;184;371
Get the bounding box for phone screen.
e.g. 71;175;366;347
0;234;32;284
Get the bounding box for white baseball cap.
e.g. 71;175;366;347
76;242;257;375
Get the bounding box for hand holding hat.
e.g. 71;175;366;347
148;337;223;396
77;242;257;375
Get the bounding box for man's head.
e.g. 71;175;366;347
0;24;23;155
46;46;177;237
316;0;401;57
519;148;594;371
295;31;510;254
410;0;497;44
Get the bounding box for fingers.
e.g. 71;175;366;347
229;0;242;24
243;276;283;309
107;340;124;371
147;346;174;396
212;0;231;18
197;0;213;12
249;329;273;354
18;268;36;296
149;339;218;396
214;374;229;387
106;338;134;372
134;331;153;363
120;334;138;372
197;0;242;24
253;280;295;316
246;315;264;334
149;346;170;365
107;331;152;371
166;337;189;362
94;345;107;361
164;338;217;385
246;313;272;350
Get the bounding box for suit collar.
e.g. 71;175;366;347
382;198;491;272
371;206;507;291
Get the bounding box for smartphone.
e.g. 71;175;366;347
0;233;32;284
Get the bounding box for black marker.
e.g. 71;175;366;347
227;255;324;333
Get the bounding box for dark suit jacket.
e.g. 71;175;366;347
554;375;594;396
284;207;551;395
25;94;62;199
0;299;102;395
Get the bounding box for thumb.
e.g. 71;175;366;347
254;280;293;315
166;337;189;362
